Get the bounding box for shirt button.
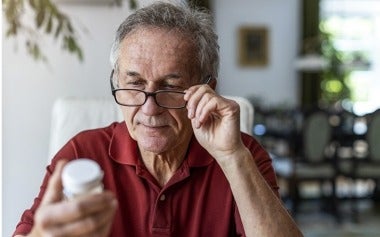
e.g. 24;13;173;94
160;194;166;201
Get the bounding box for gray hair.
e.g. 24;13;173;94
109;1;219;85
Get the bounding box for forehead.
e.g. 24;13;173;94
117;27;200;77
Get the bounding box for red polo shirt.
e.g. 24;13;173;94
14;122;279;237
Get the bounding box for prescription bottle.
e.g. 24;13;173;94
62;158;104;199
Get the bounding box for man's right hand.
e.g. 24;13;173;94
20;160;118;237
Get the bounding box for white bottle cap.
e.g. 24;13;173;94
62;159;104;196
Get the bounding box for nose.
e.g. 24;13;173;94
140;94;163;115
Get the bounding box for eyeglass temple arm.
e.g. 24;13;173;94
204;75;212;85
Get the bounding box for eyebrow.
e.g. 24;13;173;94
123;71;182;81
125;71;141;77
160;73;182;80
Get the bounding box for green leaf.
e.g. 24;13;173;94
26;41;42;60
29;0;36;9
55;20;63;38
49;2;59;16
67;21;73;33
129;0;137;9
76;48;84;61
46;14;53;33
62;35;84;61
6;21;18;36
36;8;45;28
3;0;84;62
67;37;75;51
5;0;17;20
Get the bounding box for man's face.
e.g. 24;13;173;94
116;28;199;154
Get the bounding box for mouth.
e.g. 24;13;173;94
140;123;168;129
138;124;169;136
135;117;170;130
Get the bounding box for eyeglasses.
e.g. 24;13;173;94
110;70;212;109
112;89;187;109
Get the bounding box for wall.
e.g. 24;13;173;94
2;0;300;236
2;3;135;236
214;0;300;107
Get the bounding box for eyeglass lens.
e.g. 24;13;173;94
114;89;186;108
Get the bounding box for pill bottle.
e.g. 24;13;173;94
62;158;104;199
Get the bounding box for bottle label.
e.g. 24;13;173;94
64;184;104;200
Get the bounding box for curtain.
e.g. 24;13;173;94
300;0;322;108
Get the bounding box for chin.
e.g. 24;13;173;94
137;137;172;154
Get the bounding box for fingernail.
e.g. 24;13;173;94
196;119;201;128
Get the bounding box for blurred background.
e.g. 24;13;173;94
3;0;380;236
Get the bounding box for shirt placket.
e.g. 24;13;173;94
136;162;191;237
152;191;172;236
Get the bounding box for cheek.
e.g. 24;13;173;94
172;109;192;130
120;107;138;128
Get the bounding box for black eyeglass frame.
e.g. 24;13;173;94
110;69;212;109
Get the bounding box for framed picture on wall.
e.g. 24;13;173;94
238;26;269;67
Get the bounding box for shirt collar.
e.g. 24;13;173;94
109;122;140;166
109;122;214;168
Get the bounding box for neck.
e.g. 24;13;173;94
140;147;188;187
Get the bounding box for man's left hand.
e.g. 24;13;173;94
184;84;246;164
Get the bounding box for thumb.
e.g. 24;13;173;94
41;160;67;205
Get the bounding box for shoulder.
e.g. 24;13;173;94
73;122;121;142
241;133;267;156
54;122;125;160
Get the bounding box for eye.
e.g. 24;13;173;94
128;81;143;85
160;82;184;90
163;84;178;89
125;79;145;88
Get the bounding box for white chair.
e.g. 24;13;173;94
223;95;254;136
48;97;123;158
48;96;254;159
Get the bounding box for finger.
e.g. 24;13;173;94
48;196;117;237
194;93;214;122
40;191;116;226
97;214;116;237
41;160;67;205
93;203;118;237
183;84;203;100
185;85;213;119
195;97;240;129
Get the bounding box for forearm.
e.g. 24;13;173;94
218;147;303;237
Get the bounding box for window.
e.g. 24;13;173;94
320;0;380;115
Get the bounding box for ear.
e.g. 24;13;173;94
209;77;217;90
110;70;115;92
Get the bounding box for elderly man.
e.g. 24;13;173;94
14;2;303;237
